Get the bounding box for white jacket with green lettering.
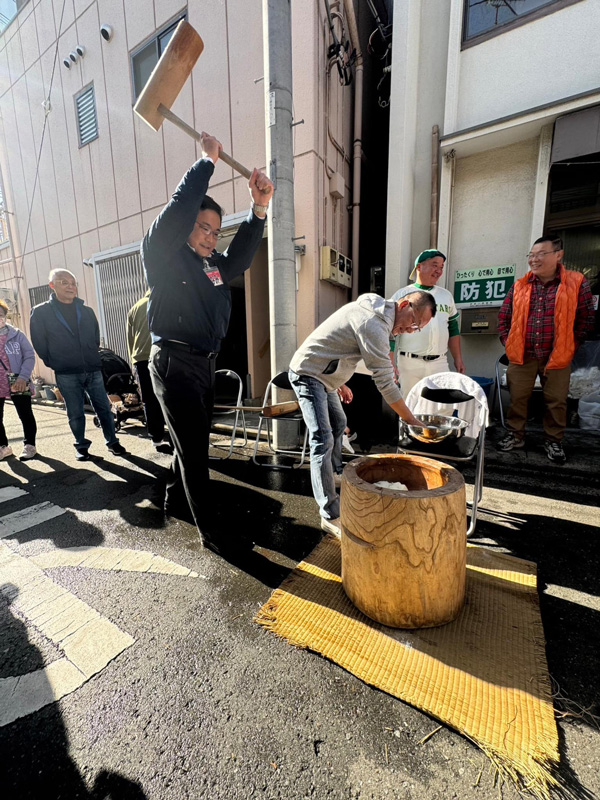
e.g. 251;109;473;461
289;293;402;405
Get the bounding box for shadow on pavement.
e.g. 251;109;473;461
471;512;600;724
0;584;147;800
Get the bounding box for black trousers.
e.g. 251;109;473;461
0;395;37;447
134;359;167;443
149;343;215;534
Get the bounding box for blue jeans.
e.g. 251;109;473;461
289;370;346;521
56;371;118;451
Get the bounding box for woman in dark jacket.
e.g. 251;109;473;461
0;300;38;460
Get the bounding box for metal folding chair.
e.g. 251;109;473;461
210;369;247;460
251;371;308;468
397;373;489;537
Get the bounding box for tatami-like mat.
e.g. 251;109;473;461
256;539;566;799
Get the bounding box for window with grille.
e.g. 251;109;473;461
75;84;98;147
463;0;583;45
131;15;186;101
29;284;51;309
0;0;31;36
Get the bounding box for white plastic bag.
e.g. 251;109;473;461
578;392;600;430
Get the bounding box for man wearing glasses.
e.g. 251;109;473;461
30;269;127;461
497;235;594;464
289;291;436;536
390;249;465;398
142;132;274;557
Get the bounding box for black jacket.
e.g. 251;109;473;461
29;295;102;374
141;158;265;352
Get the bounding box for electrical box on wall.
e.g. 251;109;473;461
320;247;352;289
459;307;500;335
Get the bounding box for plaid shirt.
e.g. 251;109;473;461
498;267;595;360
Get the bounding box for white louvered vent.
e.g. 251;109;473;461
75;85;98;146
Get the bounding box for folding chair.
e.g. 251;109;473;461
397;373;489;537
210;369;247;460
252;371;309;468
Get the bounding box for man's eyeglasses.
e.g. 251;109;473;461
54;279;78;287
526;249;559;262
407;302;424;331
195;221;223;240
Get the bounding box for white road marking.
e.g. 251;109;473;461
0;502;66;538
0;487;29;503
31;547;199;577
544;584;600;612
0;543;134;727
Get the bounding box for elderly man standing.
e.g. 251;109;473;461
497;235;594;464
289;291;436;535
142;132;273;556
390;249;465;398
30;269;127;461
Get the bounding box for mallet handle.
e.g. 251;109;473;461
158;104;252;180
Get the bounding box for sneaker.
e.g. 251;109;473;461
19;445;37;461
496;432;524;452
107;442;127;456
333;472;343;488
544;440;566;465
75;448;90;461
321;517;341;537
0;445;13;460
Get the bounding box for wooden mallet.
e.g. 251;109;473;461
134;20;252;180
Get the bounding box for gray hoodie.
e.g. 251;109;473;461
289;294;402;405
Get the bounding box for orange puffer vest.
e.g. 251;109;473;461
505;266;584;370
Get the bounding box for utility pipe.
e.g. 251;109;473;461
430;124;439;248
342;0;363;300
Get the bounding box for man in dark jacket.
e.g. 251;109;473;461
30;269;126;461
142;131;273;556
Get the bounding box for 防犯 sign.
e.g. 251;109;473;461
454;264;515;308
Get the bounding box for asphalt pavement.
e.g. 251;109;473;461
0;404;598;800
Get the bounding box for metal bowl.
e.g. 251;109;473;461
405;414;468;444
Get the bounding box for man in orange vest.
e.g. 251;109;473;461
497;235;594;464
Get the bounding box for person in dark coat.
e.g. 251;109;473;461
142;131;273;557
29;269;127;461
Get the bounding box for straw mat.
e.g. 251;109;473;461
256;538;567;799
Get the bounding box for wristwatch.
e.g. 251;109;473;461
252;202;269;216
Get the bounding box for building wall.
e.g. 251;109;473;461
0;0;354;388
386;0;598;381
447;137;539;377
385;0;451;297
446;0;600;133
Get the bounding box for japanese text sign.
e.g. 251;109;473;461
454;264;515;308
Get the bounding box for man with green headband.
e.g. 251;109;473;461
390;249;465;397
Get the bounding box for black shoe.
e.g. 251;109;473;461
154;441;174;455
107;442;127;456
76;449;90;461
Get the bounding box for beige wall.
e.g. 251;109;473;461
447;138;539;377
0;0;355;386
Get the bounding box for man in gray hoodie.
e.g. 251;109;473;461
289;291;436;535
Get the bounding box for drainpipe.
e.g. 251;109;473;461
342;0;363;300
430;124;439;248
